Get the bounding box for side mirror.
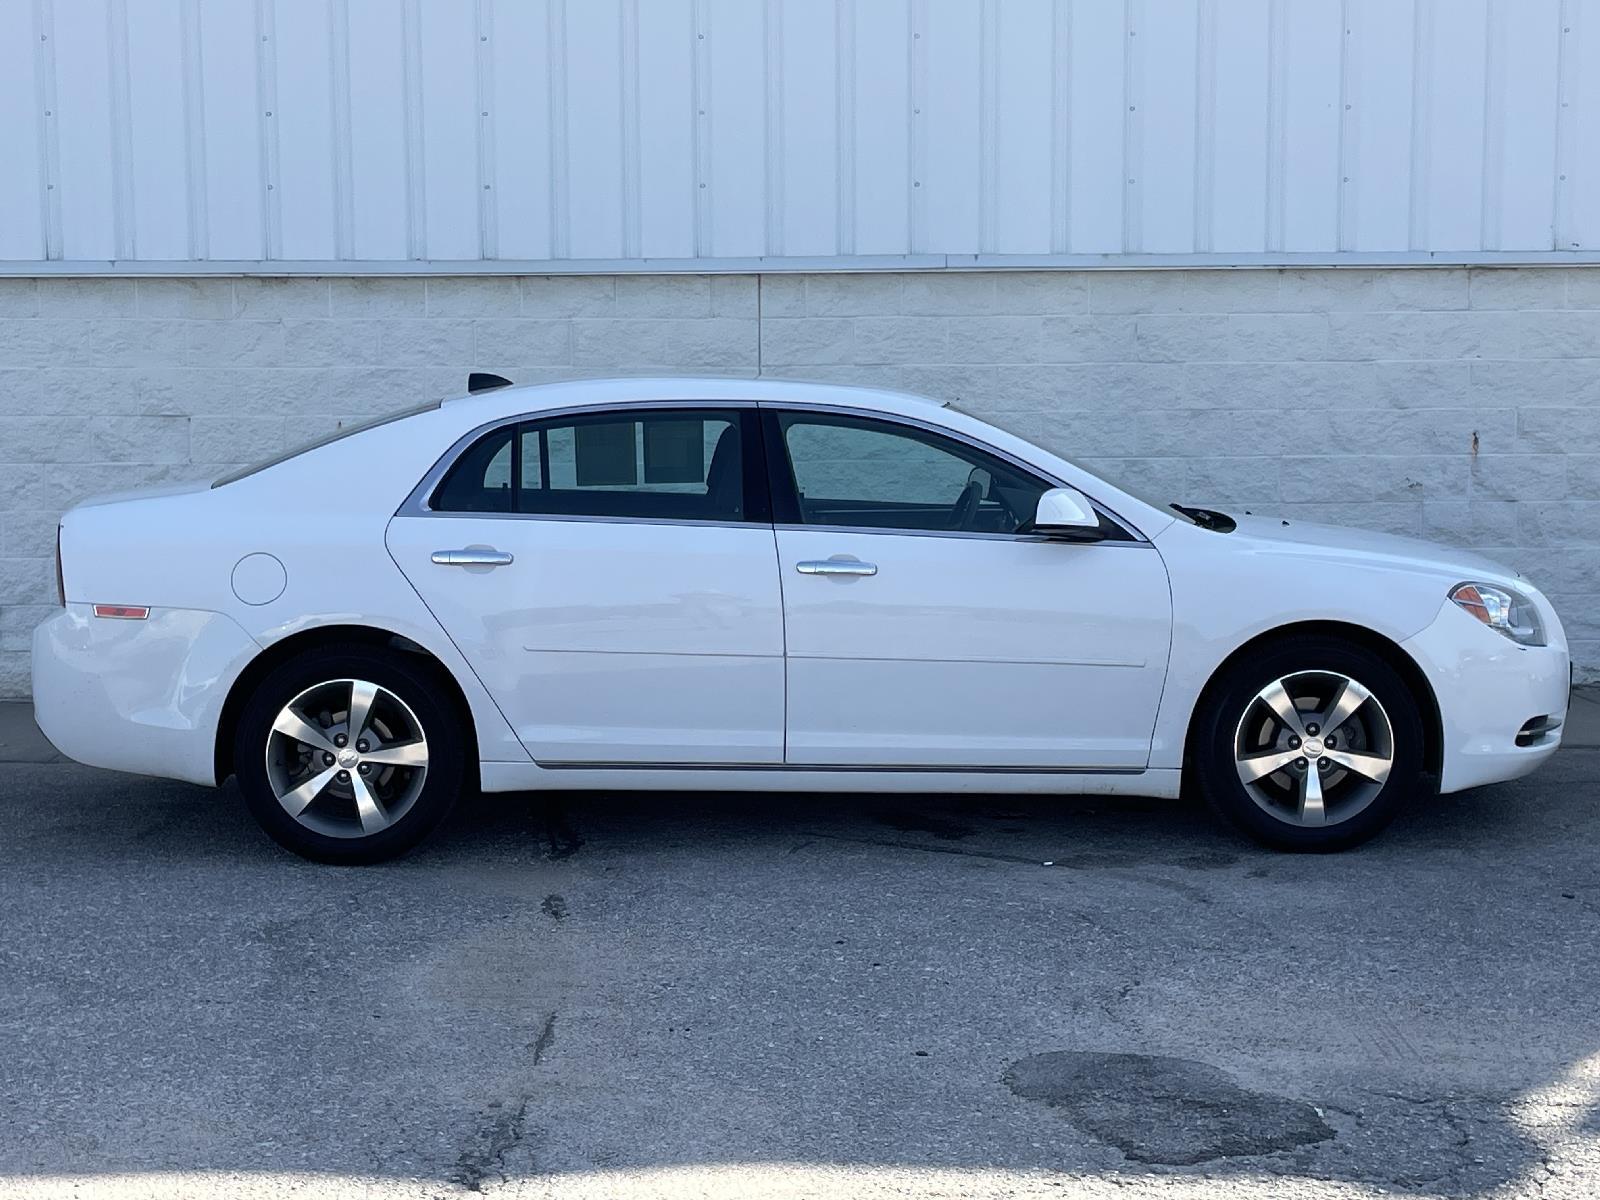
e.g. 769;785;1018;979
1031;487;1103;539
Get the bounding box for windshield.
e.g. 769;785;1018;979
212;400;441;488
945;399;1204;524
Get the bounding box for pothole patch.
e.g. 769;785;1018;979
1004;1051;1333;1165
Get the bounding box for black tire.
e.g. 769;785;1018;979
1191;635;1431;852
234;644;468;864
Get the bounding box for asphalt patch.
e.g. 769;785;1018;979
1003;1051;1333;1165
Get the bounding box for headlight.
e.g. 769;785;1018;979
1449;581;1546;646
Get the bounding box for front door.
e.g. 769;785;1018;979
387;405;785;764
766;408;1172;769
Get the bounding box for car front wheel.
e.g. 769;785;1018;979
234;645;467;864
1193;636;1430;851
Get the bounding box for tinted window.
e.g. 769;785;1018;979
775;412;1049;534
432;425;515;513
432;409;750;522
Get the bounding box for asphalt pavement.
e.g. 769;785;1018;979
1;698;1599;1199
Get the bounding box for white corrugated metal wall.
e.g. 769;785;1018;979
1;0;1598;271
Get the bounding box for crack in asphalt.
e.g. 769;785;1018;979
531;1012;557;1066
450;1015;556;1192
450;1097;529;1193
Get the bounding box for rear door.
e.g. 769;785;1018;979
386;404;786;764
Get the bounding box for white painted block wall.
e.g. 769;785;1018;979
2;267;1596;697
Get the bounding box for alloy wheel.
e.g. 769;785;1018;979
1232;670;1394;828
264;678;429;839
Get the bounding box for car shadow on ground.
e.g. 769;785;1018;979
0;755;1595;1196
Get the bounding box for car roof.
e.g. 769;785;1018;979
440;375;950;422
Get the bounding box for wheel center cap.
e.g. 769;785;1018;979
338;748;359;769
1302;736;1325;758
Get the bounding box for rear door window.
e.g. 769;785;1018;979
431;408;759;523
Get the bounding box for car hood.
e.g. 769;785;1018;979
1226;514;1524;584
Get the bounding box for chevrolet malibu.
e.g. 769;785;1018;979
32;376;1569;862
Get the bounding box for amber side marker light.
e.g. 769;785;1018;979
92;605;150;620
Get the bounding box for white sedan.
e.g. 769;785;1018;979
33;376;1569;862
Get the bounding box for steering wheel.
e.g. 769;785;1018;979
947;479;983;531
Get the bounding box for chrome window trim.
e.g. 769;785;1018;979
763;400;1150;544
770;521;1154;547
396;398;759;520
397;394;1148;544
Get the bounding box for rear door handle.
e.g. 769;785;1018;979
796;559;877;577
432;548;515;567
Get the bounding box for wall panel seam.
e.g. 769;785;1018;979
1408;0;1432;250
1480;0;1505;251
401;0;427;260
692;0;712;257
1192;0;1216;253
547;0;569;261
254;0;281;260
765;0;784;258
1050;0;1072;254
619;0;640;260
1336;0;1357;251
330;0;355;260
33;0;63;261
1264;0;1287;253
835;0;855;256
1121;0;1142;253
1554;0;1577;250
476;0;498;261
979;0;999;253
107;0;136;259
179;0;209;260
908;0;926;254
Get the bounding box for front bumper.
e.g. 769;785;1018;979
1401;597;1570;794
32;604;261;787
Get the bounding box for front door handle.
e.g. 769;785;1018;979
432;548;515;567
796;559;877;577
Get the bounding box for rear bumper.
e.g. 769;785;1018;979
1401;597;1570;794
31;604;261;787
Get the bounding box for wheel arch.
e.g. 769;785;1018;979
213;623;480;786
1181;620;1444;780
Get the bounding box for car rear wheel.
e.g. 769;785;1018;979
1193;636;1430;851
234;645;467;864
